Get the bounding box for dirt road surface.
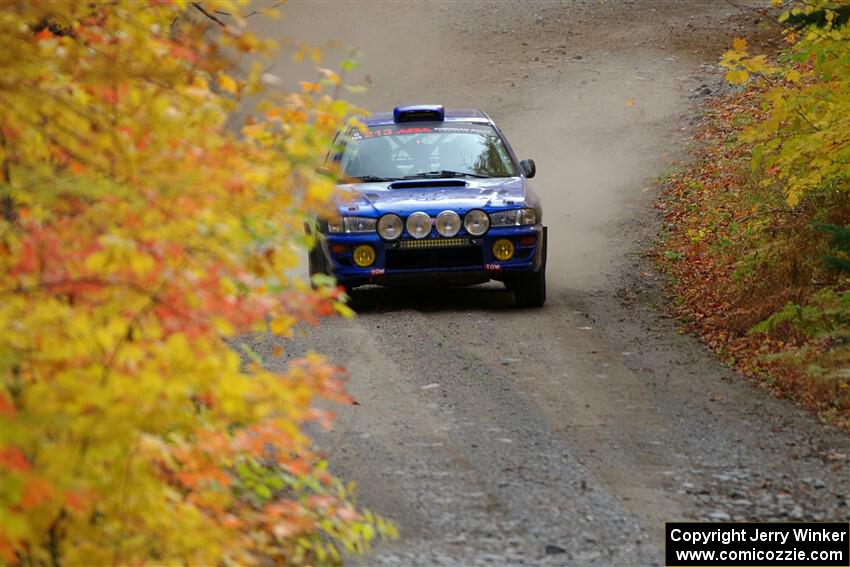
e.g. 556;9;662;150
248;2;850;565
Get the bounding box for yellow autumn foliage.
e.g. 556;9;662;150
720;0;850;207
0;1;393;565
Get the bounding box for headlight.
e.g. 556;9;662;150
463;209;489;236
327;216;377;233
435;210;461;237
406;211;432;239
489;208;537;227
377;213;403;240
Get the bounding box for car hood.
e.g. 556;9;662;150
336;177;528;216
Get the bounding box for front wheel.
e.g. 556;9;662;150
514;267;546;307
308;244;330;289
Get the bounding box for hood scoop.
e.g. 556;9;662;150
388;179;468;190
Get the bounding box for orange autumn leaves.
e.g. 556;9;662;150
0;1;392;565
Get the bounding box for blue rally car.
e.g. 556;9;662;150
308;104;547;307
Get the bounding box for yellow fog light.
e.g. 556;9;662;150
492;238;514;261
352;244;376;267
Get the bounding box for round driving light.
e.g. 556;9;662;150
435;210;461;237
377;214;403;240
492;238;514;261
406;212;432;239
352;245;376;267
464;209;490;236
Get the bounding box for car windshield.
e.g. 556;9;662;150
338;121;517;181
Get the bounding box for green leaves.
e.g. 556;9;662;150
816;223;850;273
750;289;849;341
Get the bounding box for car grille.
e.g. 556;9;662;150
385;245;483;270
397;237;471;250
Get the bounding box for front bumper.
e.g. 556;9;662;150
320;225;546;287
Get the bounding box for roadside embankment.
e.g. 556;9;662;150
656;6;849;429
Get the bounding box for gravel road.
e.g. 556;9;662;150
249;2;850;565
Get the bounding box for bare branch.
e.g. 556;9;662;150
192;2;226;27
244;2;285;18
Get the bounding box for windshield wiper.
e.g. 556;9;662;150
402;170;491;180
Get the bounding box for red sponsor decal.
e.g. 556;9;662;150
395;127;433;135
352;125;490;141
370;268;385;276
362;127;434;138
484;264;502;272
363;128;394;139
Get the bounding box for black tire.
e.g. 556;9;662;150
514;228;547;307
514;267;546;307
308;244;329;289
308;245;353;296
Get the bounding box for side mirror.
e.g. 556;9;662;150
520;159;536;179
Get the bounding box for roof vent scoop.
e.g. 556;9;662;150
393;105;445;123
